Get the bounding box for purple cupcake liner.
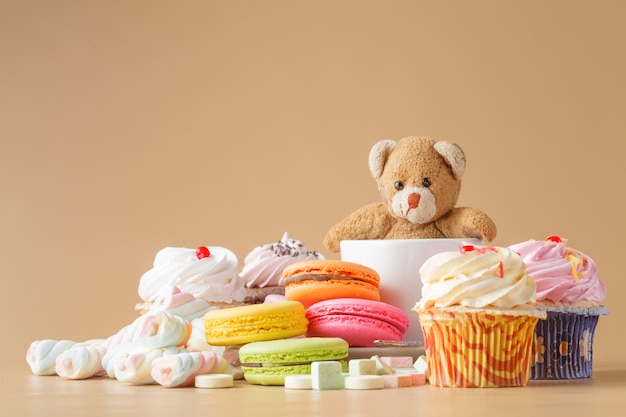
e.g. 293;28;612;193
530;309;606;380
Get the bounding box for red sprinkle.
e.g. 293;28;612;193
498;261;504;278
547;235;563;243
460;245;475;254
460;245;498;255
196;246;211;259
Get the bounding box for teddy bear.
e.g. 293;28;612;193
323;136;497;252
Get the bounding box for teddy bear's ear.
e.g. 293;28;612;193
433;141;466;179
368;139;396;180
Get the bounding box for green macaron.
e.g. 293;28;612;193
239;337;349;386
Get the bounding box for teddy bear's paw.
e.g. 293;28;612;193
462;227;484;240
461;224;496;243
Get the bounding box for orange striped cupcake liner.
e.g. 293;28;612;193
418;308;544;388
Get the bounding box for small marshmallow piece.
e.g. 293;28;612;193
194;374;233;388
344;375;384;390
370;355;394;375
149;286;216;321
152;351;226;388
408;372;426;386
26;340;76;376
55;344;106;380
284;375;313;390
348;359;377;376
381;356;414;369
186;318;216;352
311;361;343;390
413;355;429;379
382;374;413;388
114;346;172;384
263;294;287;303
393;368;427;386
104;311;191;349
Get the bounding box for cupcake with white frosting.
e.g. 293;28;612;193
414;244;545;387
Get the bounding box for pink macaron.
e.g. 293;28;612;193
305;298;409;347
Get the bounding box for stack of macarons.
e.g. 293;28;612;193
202;260;410;385
203;301;350;386
281;260;409;347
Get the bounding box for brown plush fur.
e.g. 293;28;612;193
324;136;497;252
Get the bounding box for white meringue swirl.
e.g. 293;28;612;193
138;246;245;304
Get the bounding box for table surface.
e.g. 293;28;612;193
3;367;626;417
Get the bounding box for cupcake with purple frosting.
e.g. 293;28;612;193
509;236;608;380
241;232;324;304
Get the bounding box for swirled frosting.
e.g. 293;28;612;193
418;245;537;309
508;237;606;304
138;246;245;304
241;232;324;288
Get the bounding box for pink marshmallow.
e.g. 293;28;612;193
55;344;106;380
380;356;414;368
104;311;190;349
26;340;76;376
407;372;426;386
382;374;412;388
151;351;226;388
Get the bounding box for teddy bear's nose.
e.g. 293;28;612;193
408;192;420;209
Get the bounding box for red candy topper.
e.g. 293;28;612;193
195;246;211;259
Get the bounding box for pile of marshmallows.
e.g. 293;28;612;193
26;287;241;388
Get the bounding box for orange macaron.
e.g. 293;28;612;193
281;260;380;308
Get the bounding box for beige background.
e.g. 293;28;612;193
1;0;624;373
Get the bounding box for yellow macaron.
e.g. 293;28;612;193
203;301;308;346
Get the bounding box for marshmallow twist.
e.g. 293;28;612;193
151;351;227;388
104;311;191;349
55;344;106;380
26;340;76;376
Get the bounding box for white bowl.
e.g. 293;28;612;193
340;238;483;343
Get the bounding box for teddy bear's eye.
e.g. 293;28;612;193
422;178;432;187
394;181;404;191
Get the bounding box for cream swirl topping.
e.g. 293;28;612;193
418;245;537;309
508;236;606;303
138;246;245;303
241;232;324;288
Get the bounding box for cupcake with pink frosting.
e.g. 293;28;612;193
241;232;324;303
508;236;608;380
